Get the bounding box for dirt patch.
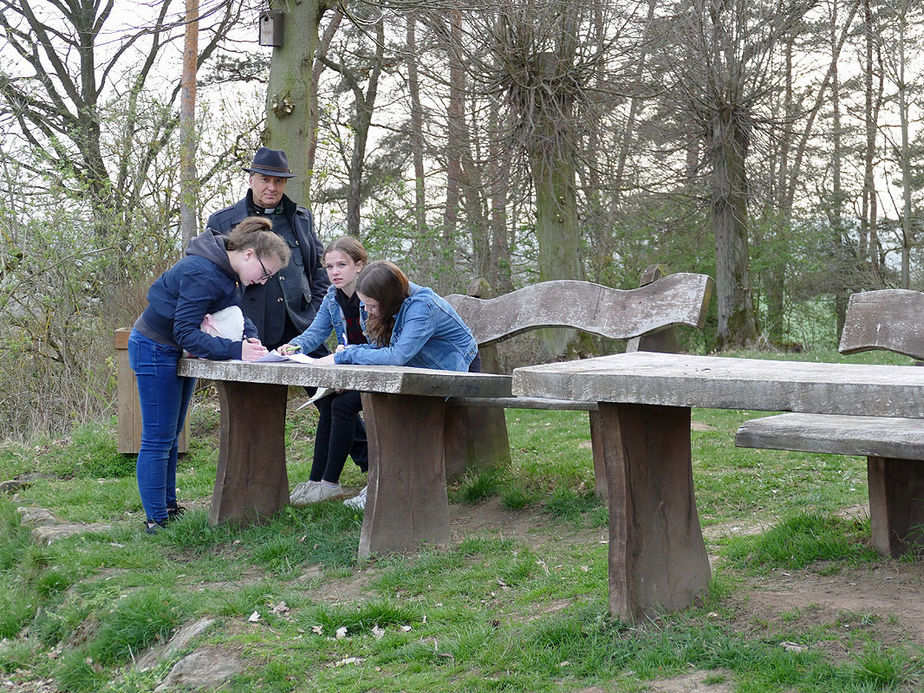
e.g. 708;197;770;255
311;567;378;604
450;496;607;549
449;498;924;651
737;561;924;645
568;669;734;692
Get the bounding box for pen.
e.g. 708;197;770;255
288;344;301;354
341;333;348;347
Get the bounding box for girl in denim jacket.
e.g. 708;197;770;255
330;261;480;373
281;237;370;507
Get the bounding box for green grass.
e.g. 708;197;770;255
0;362;921;692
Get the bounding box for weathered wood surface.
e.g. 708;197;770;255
443;272;714;492
210;381;289;525
359;393;451;557
729;288;924;557
511;350;924;618
736;414;924;558
115;328;189;454
178;359;511;398
867;457;924;556
839;289;924;360
626;264;682;353
736;413;924;459
444;274;714;346
512;352;924;418
598;403;710;620
446;396;597;411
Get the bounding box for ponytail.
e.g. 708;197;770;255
226;216;291;266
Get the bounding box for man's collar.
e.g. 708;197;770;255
246;189;292;216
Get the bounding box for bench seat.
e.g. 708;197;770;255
735;413;924;459
735;413;924;558
733;290;924;558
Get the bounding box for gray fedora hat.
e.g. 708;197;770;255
243;147;296;178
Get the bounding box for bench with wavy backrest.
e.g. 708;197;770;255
735;289;924;557
443;266;715;498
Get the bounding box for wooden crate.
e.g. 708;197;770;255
114;328;189;455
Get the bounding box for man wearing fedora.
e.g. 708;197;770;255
207;147;329;352
208;147;368;505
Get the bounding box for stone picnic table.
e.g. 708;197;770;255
178;358;510;557
511;351;924;622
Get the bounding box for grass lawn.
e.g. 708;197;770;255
0;349;921;692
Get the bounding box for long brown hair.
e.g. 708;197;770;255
356;260;409;346
226;216;291;267
324;235;368;265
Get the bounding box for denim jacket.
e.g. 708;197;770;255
288;284;364;354
334;283;478;371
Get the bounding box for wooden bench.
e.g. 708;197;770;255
735;289;924;557
444;267;715;497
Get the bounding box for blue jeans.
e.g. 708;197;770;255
128;330;195;522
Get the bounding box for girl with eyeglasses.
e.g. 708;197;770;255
128;216;290;534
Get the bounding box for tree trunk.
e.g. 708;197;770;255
440;9;465;291
407;14;427;242
345;18;384;237
896;16;912;289
307;8;344;189
179;0;199;246
264;0;328;204
829;2;849;336
488;104;514;294
764;35;794;346
708;107;758;349
859;0;884;284
530;51;582;359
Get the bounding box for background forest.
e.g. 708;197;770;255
1;0;923;438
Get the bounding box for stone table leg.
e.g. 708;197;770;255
358;393;450;558
209;381;290;526
597;402;710;622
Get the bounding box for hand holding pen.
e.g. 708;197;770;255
278;343;301;356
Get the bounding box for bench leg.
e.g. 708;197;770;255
359;393;450;558
597;402;710;622
867;456;924;557
210;381;290;525
443;406;511;479
589;410;607;502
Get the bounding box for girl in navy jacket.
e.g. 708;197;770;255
129;217;290;534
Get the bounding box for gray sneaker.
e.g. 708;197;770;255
343;485;367;510
289;480;318;506
291;481;344;506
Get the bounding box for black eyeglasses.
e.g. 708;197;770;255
256;255;273;282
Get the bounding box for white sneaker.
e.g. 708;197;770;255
291;481;344;506
289;480;319;506
343;485;367;510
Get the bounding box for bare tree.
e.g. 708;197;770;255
876;0;924;288
0;0;238;237
263;0;338;204
664;0;822;348
180;0;200;244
